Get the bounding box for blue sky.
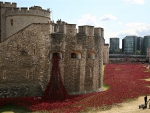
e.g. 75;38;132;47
2;0;150;48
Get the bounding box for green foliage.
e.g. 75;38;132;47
114;49;120;54
0;104;31;113
136;50;141;55
103;65;110;90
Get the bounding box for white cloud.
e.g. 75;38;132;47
77;14;99;27
100;14;117;21
122;22;150;35
118;22;123;25
124;0;145;4
125;22;145;28
105;22;150;48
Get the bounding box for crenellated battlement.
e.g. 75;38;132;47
94;27;104;36
0;1;17;7
54;20;104;37
78;25;94;36
5;6;50;18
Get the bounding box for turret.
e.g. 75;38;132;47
94;27;104;37
5;6;50;38
0;2;17;8
0;2;17;42
65;24;76;36
55;19;66;33
78;25;94;36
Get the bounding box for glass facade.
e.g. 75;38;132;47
109;38;119;54
123;36;138;55
143;36;150;55
137;37;143;52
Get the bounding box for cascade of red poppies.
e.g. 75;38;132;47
43;56;68;101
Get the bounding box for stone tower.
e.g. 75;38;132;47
49;21;104;94
0;2;50;42
0;1;104;97
0;2;17;42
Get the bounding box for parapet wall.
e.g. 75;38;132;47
5;6;50;38
54;20;104;37
65;24;76;36
78;26;94;36
94;27;104;37
0;2;17;7
6;7;50;18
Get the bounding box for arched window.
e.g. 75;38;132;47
71;51;81;59
71;53;76;58
88;51;95;59
50;52;62;59
53;53;59;58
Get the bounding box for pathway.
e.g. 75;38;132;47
96;96;150;113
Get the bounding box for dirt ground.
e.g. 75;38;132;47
95;96;150;113
2;96;150;113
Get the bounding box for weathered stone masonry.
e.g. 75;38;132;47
0;23;51;97
47;22;104;94
0;1;104;97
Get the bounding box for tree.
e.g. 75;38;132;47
114;49;120;54
136;50;141;55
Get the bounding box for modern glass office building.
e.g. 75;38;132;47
122;36;138;55
109;38;119;54
143;36;150;55
137;37;143;52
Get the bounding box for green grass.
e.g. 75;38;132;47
0;104;31;113
103;65;110;90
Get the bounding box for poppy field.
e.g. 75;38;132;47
0;63;150;112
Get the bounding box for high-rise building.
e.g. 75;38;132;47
137;37;143;54
109;38;119;54
143;36;150;55
122;38;124;53
122;36;138;55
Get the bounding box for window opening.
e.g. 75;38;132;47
50;52;62;59
33;49;36;55
71;52;81;59
53;53;59;58
71;53;77;58
88;52;95;59
10;19;13;26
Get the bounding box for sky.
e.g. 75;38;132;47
2;0;150;48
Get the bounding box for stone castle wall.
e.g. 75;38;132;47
0;22;104;97
6;7;50;18
0;2;50;41
0;2;17;42
0;23;50;98
94;28;104;89
0;2;17;7
5;7;50;38
0;1;104;97
50;24;104;94
103;44;109;64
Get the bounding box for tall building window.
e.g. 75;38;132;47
10;19;13;26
